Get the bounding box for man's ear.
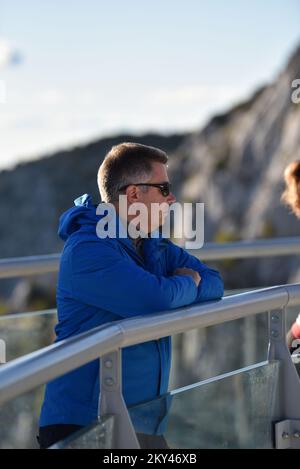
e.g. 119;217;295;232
126;185;139;204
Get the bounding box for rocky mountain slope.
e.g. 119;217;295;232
169;45;300;287
0;133;185;259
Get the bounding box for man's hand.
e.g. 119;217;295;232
173;267;201;287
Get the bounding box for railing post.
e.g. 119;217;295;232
98;349;140;449
268;308;300;448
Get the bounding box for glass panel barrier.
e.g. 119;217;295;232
128;361;280;449
0;381;114;449
0;385;45;448
0;310;56;361
0;291;297;448
170;312;270;389
50;416;114;449
2;361;276;448
170;293;300;390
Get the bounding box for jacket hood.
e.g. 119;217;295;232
58;194;101;241
58;194;168;256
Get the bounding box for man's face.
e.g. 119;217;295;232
124;162;176;234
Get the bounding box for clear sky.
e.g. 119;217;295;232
0;0;299;169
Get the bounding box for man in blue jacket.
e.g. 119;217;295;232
38;142;224;448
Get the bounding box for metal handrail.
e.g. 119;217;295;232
0;283;299;407
193;236;300;260
0;253;60;278
1;236;300;278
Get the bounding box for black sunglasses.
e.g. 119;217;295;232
118;182;171;197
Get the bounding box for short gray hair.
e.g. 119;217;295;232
98;142;168;202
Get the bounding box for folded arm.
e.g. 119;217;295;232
70;240;199;318
165;241;224;302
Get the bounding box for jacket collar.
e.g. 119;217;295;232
72;194;169;261
115;213;169;262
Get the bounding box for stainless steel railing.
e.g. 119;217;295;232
1;236;300;278
1;284;300;447
1;239;300;447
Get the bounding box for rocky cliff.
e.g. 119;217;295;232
169;45;300;287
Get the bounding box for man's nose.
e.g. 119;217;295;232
167;192;176;204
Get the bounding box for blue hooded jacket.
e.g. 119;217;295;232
39;194;224;431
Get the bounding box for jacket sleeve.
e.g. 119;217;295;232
165;240;224;302
69;240;198;318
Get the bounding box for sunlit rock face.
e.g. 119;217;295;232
169;45;300;287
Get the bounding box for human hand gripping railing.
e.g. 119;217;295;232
1;285;300;448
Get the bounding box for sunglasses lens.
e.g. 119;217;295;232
161;184;170;196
